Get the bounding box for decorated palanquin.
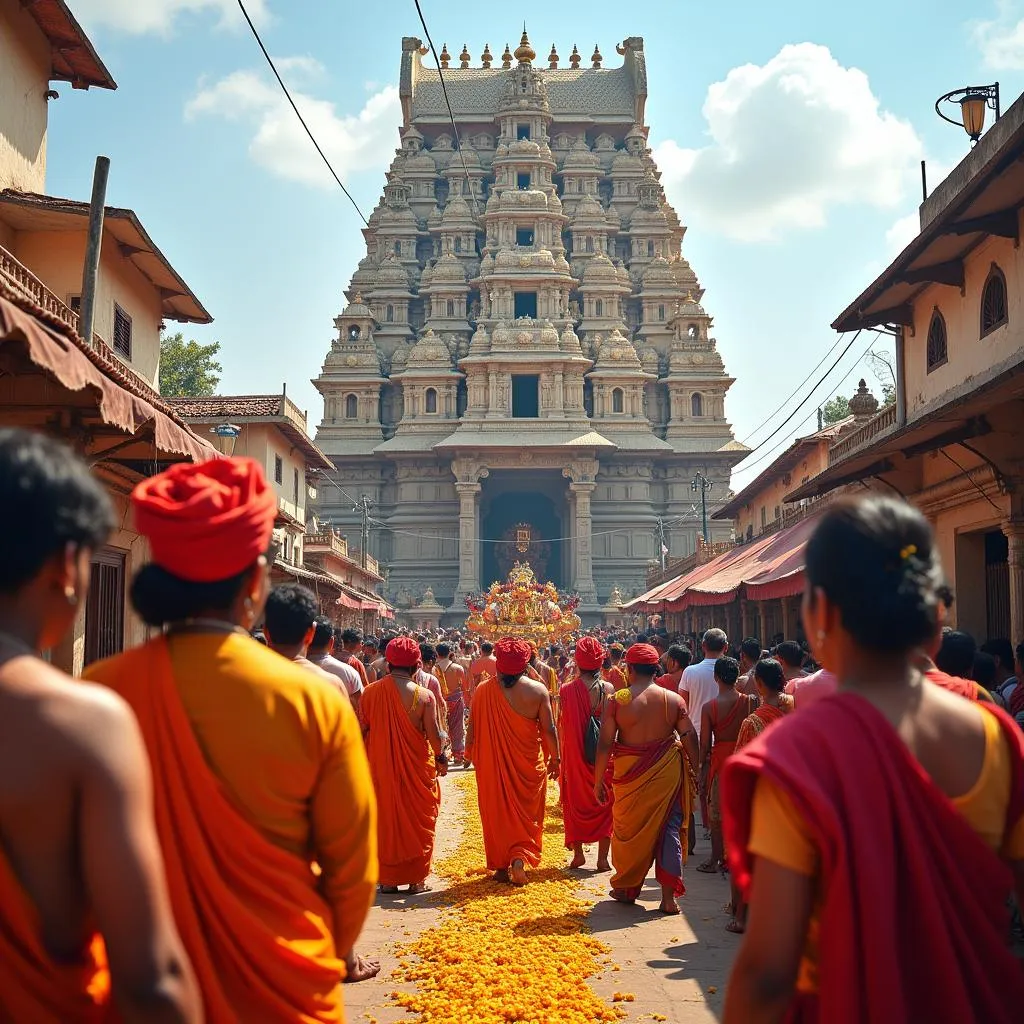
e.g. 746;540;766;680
466;563;581;643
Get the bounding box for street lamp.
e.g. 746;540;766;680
691;471;712;545
210;422;241;457
935;83;1000;144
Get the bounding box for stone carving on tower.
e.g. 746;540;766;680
313;30;748;620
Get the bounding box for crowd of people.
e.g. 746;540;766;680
1;426;1023;1023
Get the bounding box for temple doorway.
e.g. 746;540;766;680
479;470;567;590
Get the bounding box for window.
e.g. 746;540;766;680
612;387;624;413
691;393;704;417
511;375;540;417
595;298;603;316
274;455;283;484
386;304;394;322
658;304;665;321
68;294;81;314
761;506;767;528
514;291;537;318
454;236;462;253
774;505;780;521
516;227;534;247
293;468;300;505
647;240;655;257
517;123;530;140
926;309;947;372
84;548;125;665
517;172;531;190
393;241;402;256
425;387;438;413
585;236;593;253
112;304;132;358
345;394;358;419
687;324;699;339
446;299;455;317
347;324;360;341
981;265;1008;337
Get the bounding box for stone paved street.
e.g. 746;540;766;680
345;771;737;1023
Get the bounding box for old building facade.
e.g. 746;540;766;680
314;32;745;620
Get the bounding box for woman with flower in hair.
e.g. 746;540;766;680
722;496;1024;1023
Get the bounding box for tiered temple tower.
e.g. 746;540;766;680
313;32;747;621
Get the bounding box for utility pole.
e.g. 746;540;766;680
78;156;110;347
691;471;712;545
358;494;373;569
655;516;667;571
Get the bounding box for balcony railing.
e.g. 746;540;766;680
645;538;733;588
828;404;898;466
305;530;350;558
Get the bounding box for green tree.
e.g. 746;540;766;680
159;332;223;397
821;395;850;424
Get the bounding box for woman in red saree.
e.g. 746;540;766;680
721;497;1024;1024
726;656;792;933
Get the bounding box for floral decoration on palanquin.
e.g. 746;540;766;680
465;562;582;642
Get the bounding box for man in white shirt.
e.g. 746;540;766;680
679;627;728;843
308;617;363;719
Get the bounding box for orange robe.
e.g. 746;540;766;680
85;633;377;1023
361;677;441;887
0;850;109;1023
467;679;546;871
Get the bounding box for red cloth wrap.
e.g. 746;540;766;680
386;636;421;669
132;457;277;583
625;643;659;665
495;637;532;676
558;677;613;846
721;693;1024;1023
574;636;606;672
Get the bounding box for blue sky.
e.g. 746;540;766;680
50;0;1024;488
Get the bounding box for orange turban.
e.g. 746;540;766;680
575;636;606;672
132;457;278;583
494;637;532;676
625;643;660;665
386;636;421;669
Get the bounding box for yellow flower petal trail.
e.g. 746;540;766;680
389;773;626;1023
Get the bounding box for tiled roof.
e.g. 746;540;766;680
166;395;285;418
21;0;116;90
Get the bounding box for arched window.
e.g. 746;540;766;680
981;264;1008;337
454;236;462;253
347;324;360;341
926;309;947;372
386;304;394;322
446;299;455;317
687;324;699;340
393;241;401;256
425;387;438;413
585;236;594;253
691;392;704;417
612;387;624;413
595;298;603;317
647;240;655;257
658;304;666;321
344;394;358;419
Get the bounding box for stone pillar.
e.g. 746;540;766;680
569;480;598;604
1004;517;1024;649
740;598;750;638
758;601;768;644
781;597;792;640
454;482;481;597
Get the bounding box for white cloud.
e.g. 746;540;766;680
973;2;1024;69
72;0;268;34
186;69;400;189
653;43;922;242
885;212;920;254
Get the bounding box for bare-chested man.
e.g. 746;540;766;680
466;636;560;885
594;643;699;914
0;428;198;1021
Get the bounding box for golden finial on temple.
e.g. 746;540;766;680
591;44;603;68
501;43;512;68
459;44;470;68
439;43;450;69
569;44;581;69
514;28;535;65
481;43;492;68
548;44;559;69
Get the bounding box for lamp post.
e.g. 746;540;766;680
210;422;241;457
935;83;1000;144
691;471;712;545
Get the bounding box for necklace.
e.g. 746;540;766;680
167;617;248;637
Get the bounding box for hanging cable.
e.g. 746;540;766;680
411;0;481;218
235;0;369;226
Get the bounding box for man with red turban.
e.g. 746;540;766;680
84;457;379;1021
593;644;700;914
559;637;615;870
467;635;559;885
361;637;446;894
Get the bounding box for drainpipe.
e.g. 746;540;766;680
894;325;907;428
78;156;110;347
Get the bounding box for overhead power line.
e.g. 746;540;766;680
412;0;481;217
235;0;369;226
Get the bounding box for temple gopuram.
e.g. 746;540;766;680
313;31;747;624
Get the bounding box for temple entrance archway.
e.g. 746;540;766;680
479;470;567;590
